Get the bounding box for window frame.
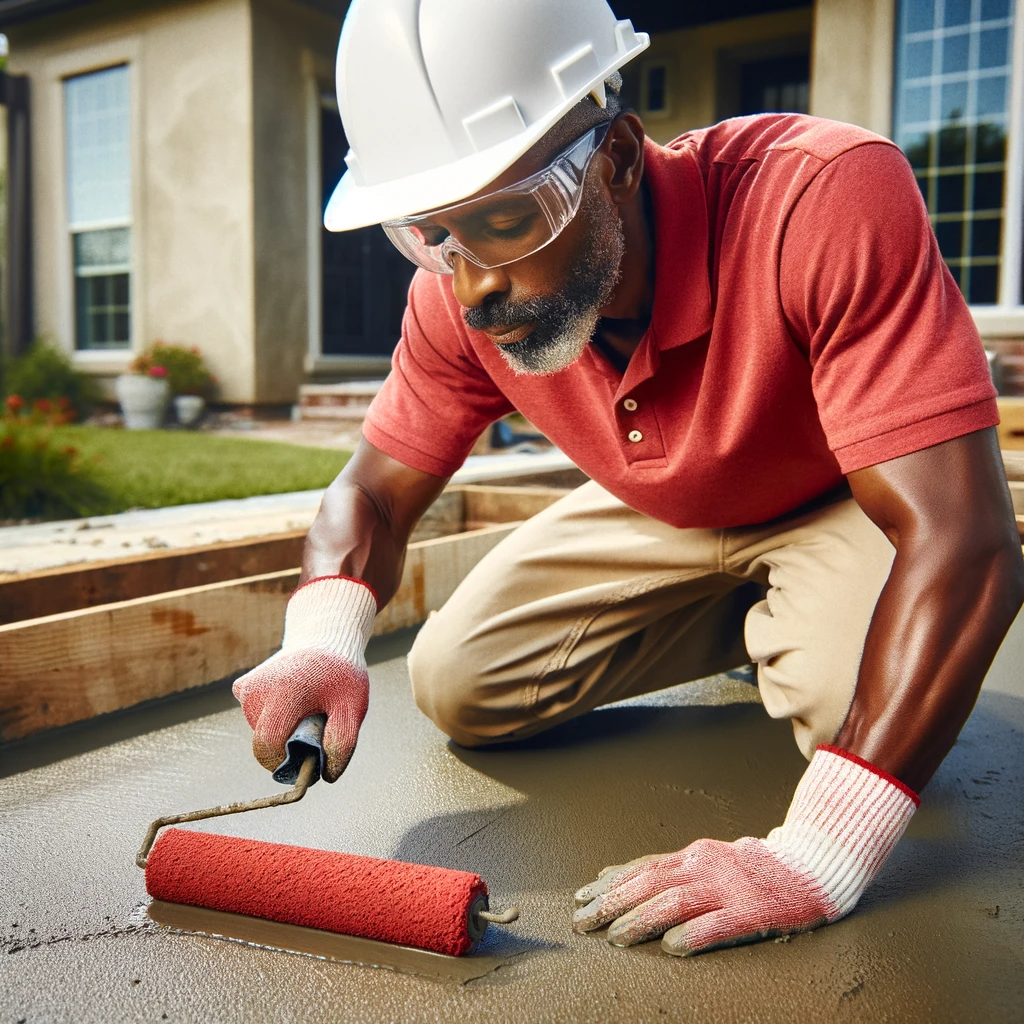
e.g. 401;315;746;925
65;64;133;352
46;38;143;371
892;0;1024;321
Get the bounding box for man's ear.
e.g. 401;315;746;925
604;113;645;205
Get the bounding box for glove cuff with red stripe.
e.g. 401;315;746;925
763;745;919;921
281;575;378;664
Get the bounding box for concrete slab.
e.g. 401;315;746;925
2;630;1022;1023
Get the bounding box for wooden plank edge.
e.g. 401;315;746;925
0;522;521;742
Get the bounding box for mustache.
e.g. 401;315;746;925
463;295;564;333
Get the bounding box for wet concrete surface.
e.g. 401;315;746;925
2;629;1023;1023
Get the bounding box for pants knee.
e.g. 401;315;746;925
407;618;490;747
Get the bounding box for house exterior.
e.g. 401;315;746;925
1;0;1023;402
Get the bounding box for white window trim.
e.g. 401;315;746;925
44;36;143;371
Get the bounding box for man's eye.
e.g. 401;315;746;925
486;217;532;238
412;225;448;247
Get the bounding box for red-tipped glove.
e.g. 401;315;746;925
232;575;378;782
572;746;919;955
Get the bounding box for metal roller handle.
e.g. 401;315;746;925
272;713;327;786
136;715;327;869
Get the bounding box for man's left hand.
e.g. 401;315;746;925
572;745;919;956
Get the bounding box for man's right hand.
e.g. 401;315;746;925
232;575;378;782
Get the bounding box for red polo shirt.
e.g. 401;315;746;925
363;114;998;529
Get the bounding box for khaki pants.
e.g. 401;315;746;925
408;480;895;759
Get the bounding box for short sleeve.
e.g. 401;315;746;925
361;270;515;476
780;141;998;474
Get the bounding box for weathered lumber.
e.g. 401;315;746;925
0;531;307;626
0;523;518;742
461;485;569;531
0;486;566;626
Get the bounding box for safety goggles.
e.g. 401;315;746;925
382;122;612;275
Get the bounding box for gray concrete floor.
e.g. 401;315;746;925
2;627;1023;1023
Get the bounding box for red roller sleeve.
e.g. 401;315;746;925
146;828;488;956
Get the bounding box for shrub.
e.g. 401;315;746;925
0;396;113;520
1;340;99;420
131;342;216;397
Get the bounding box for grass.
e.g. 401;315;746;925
49;426;351;511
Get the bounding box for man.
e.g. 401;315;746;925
234;0;1024;956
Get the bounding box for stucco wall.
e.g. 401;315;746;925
250;0;341;403
6;0;258;402
623;8;815;144
810;0;897;137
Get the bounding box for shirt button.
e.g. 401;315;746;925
623;398;638;411
628;429;643;443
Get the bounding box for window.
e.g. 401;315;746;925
641;62;669;116
894;0;1015;305
64;65;131;349
739;53;811;115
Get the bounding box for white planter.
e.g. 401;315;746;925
174;394;206;427
116;374;170;430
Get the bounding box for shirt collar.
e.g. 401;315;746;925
643;136;713;350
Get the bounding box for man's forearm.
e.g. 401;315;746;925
841;430;1024;792
300;476;407;603
834;535;1024;791
299;439;449;606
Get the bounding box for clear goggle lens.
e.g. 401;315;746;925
382;122;611;275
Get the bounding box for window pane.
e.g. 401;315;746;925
979;28;1009;68
972;218;1002;256
894;0;1014;304
76;272;130;350
73;227;130;270
903;84;933;122
906;0;935;32
64;65;130;227
935;219;963;257
973;169;1004;209
937;174;966;212
940;80;968;120
942;32;970;74
981;0;1010;21
905;39;933;78
944;0;971;27
976;74;1008;115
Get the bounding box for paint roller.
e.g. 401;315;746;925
136;714;519;957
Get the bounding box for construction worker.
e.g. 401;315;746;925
233;0;1024;956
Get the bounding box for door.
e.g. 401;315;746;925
320;100;416;356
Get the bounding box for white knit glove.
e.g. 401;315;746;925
572;746;919;955
233;576;377;781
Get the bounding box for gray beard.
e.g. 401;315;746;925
463;184;626;376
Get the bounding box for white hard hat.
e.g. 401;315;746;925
324;0;649;232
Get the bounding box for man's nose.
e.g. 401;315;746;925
451;254;510;311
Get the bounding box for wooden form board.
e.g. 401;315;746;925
0;486;564;626
0;523;519;743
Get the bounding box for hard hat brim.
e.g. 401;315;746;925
323;33;648;232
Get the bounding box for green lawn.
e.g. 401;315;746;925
52;426;351;511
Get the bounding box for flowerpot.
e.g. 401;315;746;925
116;374;170;430
174;394;206;427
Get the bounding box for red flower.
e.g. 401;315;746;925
34;398;53;414
57;397;72;409
0;435;13;450
5;394;24;413
149;365;168;378
62;446;79;458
